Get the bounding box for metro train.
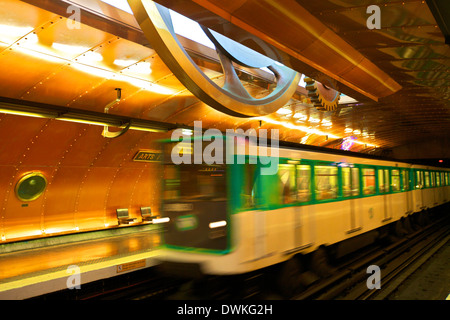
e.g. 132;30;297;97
155;135;450;292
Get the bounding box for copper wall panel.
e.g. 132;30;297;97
129;165;162;215
0;115;48;164
19;120;82;167
42;166;85;233
0;112;168;241
0;50;64;99
74;166;119;229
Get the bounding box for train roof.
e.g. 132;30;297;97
160;134;449;171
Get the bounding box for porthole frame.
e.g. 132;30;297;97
15;172;48;202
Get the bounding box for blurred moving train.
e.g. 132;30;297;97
156;135;450;287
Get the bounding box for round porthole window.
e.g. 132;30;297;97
15;173;47;202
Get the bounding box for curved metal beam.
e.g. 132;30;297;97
128;0;301;117
150;0;402;101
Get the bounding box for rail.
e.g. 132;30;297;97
294;214;450;300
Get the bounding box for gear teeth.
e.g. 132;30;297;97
304;77;339;111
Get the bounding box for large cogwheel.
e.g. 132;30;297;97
128;0;300;118
304;76;340;111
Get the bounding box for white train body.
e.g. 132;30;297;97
157;141;450;276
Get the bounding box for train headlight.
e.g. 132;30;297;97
208;220;227;239
152;217;170;224
209;220;227;229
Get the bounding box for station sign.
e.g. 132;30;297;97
133;150;161;162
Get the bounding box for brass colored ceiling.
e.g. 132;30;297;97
1;0;449;155
149;0;450;154
296;0;450;151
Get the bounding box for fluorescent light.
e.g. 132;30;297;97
258;116;339;139
52;43;91;55
100;0;132;13
298;74;307;88
77;51;104;63
209;220;227;229
0;24;34;43
113;59;139;67
339;94;358;104
129;125;166;133
276;108;292;115
126;61;152;75
182;128;193;136
0;108;56;118
56;117;109;126
169;10;215;49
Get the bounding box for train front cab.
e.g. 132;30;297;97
156;136;252;277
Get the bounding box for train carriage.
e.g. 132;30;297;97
155;135;450;278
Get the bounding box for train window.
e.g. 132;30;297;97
279;164;296;204
446;172;449;186
241;164;258;208
378;169;390;193
415;170;424;189
384;170;390;192
391;169;401;192
164;164;227;201
424;171;430;187
296;165;311;202
164;165;180;199
342;167;360;197
342;168;351;197
402;170;410;191
378;169;385;193
314;165;338;200
431;172;435;187
351;168;360;196
436;172;441;187
362;168;375;195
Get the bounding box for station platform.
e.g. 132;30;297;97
0;225;162;299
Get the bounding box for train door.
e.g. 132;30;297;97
402;169;413;214
441;172;445;203
294;164;314;249
431;171;437;206
342;166;362;233
443;172;450;202
435;172;441;204
378;168;392;222
414;170;424;210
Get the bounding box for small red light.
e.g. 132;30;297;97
439;160;443;163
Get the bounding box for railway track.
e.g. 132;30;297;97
293;214;450;300
31;267;186;300
115;213;450;301
81;275;184;300
32;212;449;301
